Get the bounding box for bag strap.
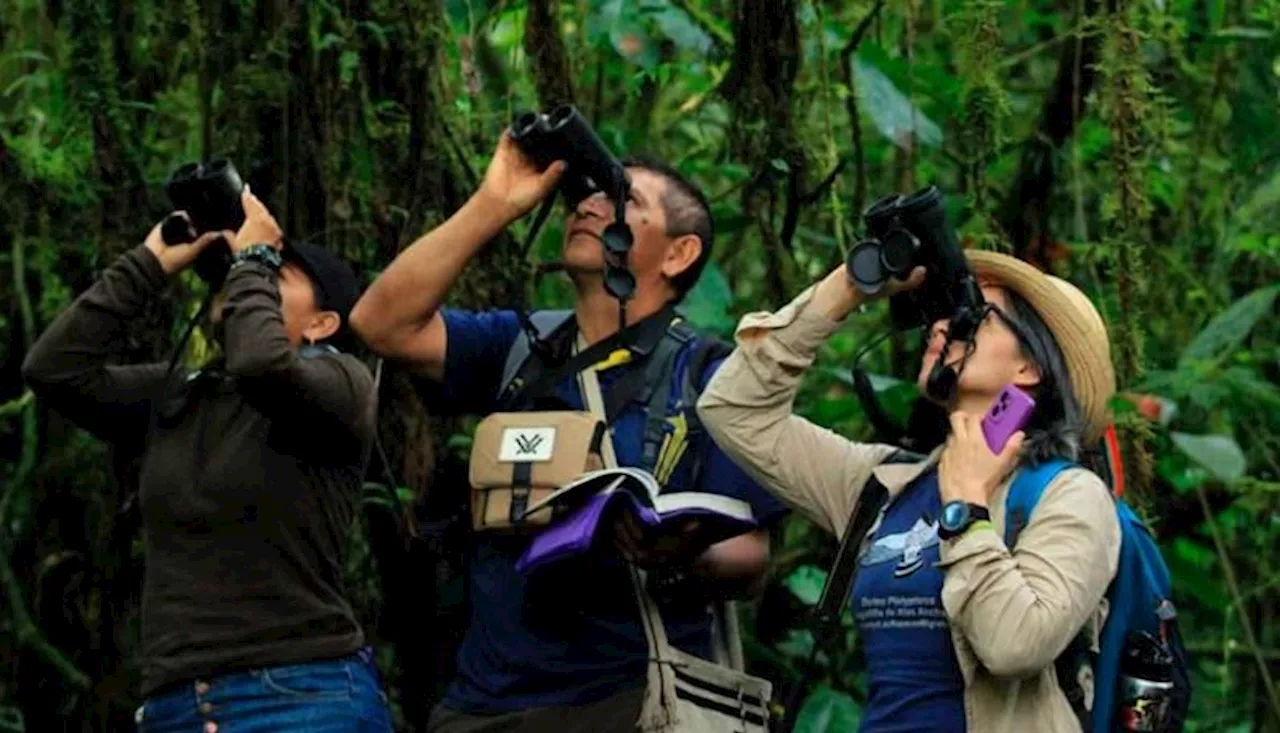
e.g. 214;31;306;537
817;450;923;634
498;310;575;405
1003;459;1074;548
774;449;922;733
577;340;620;469
674;336;734;492
500;306;678;412
1001;457;1099;733
638;326;694;473
580;358;680;730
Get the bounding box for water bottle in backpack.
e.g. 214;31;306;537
1115;602;1180;732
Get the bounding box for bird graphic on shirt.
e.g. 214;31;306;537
894;517;939;577
860;516;941;578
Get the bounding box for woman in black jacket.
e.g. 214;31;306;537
23;190;393;732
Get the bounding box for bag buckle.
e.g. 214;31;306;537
509;488;530;524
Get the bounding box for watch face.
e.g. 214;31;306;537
941;500;970;531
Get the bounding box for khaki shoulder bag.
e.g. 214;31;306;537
578;363;773;733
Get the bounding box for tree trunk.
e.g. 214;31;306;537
721;0;803;305
524;0;576;108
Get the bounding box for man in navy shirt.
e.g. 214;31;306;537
351;133;788;732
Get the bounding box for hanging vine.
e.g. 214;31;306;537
953;0;1011;247
1098;0;1157;499
721;0;804;302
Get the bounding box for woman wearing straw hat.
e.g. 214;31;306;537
696;250;1121;732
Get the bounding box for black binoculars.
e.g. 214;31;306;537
160;158;246;288
509;105;636;302
509;105;629;210
846;185;985;337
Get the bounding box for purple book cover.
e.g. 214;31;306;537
515;491;756;576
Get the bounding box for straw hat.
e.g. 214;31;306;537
964;250;1117;442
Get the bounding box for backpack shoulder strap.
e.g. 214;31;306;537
815;448;924;631
497;310;574;405
775;448;923;732
679;334;734;404
1003;459;1076;548
638;323;698;474
668;334;734;486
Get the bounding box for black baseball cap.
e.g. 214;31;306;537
282;241;362;351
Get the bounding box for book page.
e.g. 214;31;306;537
519;467;661;518
650;492;754;522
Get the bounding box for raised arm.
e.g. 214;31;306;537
21;220;222;443
696;266;925;534
215;190;375;438
350;135;566;381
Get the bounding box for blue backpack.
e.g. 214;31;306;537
1005;460;1191;732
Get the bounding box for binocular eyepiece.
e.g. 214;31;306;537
509;105;636;303
160;158;246;288
509;105;629;211
845;185;983;334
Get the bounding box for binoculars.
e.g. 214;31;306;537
509;105;629;210
160;158;246;288
846;185;985;337
509;105;636;302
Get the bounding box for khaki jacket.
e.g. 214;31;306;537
695;284;1121;733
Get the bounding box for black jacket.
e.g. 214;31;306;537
22;245;376;696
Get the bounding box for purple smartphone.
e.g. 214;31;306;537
981;385;1036;453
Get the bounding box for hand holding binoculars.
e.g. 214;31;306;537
508;105;636;303
845;185;985;337
159;158;246;288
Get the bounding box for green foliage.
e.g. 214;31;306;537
1178;285;1280;369
793;685;861;733
2;0;1279;730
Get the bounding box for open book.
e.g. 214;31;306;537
514;467;757;576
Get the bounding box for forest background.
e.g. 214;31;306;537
1;0;1278;730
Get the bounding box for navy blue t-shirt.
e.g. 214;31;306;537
852;470;966;732
433;308;789;713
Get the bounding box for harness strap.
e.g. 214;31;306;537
497;309;712;488
639;325;696;475
498;310;575;408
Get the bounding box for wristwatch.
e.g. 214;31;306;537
230;243;284;272
938;500;991;540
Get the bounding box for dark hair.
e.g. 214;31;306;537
619;155;714;300
283;252;359;355
1001;290;1085;465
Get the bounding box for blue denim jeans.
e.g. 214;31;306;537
135;650;393;732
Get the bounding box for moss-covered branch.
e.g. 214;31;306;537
524;0;576;108
1098;0;1156;498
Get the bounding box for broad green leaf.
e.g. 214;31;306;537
1170;432;1248;483
680;261;734;334
784;564;829;606
775;629;817;659
1177;285;1278;369
651;5;714;54
852;57;943;149
1219;366;1280;410
793;685;861;733
1155;450;1209;494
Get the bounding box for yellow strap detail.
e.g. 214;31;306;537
962;519;995;537
655;413;689;484
590;348;634;372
